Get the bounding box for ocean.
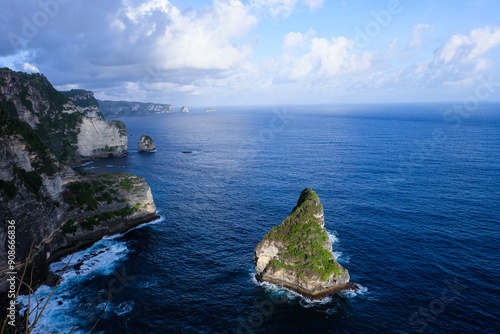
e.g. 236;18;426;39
18;104;500;333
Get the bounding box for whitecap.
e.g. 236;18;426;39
327;231;339;245
339;284;368;298
17;237;131;333
251;273;335;307
128;215;165;232
114;301;134;316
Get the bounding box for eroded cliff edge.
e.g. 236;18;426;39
0;68;127;166
254;188;353;299
0;69;159;300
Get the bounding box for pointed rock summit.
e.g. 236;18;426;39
138;135;156;152
181;106;189;113
254;188;353;299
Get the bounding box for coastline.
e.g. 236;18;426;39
255;274;359;300
0;212;160;320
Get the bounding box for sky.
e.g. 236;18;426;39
1;0;500;107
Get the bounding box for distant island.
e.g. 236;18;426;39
254;188;355;299
205;108;216;112
98;100;173;118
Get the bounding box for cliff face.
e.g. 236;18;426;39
0;70;159;300
254;188;350;299
62;89;104;118
77;117;127;158
0;68;127;165
0;109;158;296
98;100;173;118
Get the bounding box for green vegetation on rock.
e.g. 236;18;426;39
0;109;59;175
13;166;43;197
115;121;127;136
264;188;343;281
80;205;136;230
0;69;82;162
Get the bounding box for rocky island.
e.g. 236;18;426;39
0;68;159;310
98;100;173;118
254;188;353;299
181;106;189;113
138;135;156;152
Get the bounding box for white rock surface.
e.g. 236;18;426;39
77;117;127;158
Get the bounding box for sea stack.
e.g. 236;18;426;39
137;135;156;152
181;106;189;113
254;188;352;299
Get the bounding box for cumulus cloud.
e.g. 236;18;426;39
1;0;499;105
435;26;500;64
251;0;324;17
0;0;261;104
405;26;500;88
23;62;39;73
116;0;257;71
279;30;397;83
408;24;433;49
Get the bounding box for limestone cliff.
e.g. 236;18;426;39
77;117;127;158
62;89;104;118
254;188;351;299
138;135;156;152
0;68;127;165
98;100;173;118
0;70;159;310
0;109;158;298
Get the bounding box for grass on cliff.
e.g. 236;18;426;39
62;204;139;233
0;69;83;162
266;188;343;281
0;109;59;176
62;174;144;232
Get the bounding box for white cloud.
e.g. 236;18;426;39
251;0;324;17
409;24;432;49
23;62;39;73
279;31;398;82
283;29;315;51
435;26;500;64
116;0;258;71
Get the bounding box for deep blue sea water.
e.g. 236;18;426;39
19;104;500;333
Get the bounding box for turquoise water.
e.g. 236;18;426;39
19;104;500;333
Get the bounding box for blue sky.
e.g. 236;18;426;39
1;0;500;106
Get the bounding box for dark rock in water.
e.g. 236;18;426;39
182;151;193;154
254;188;352;299
138;135;156;152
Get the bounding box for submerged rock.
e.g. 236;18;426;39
254;188;352;299
138;135;156;152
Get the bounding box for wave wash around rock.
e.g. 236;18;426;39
254;188;355;299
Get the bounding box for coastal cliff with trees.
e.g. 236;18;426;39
0;69;159;316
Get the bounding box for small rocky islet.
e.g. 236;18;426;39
137;135;156;152
254;188;357;299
